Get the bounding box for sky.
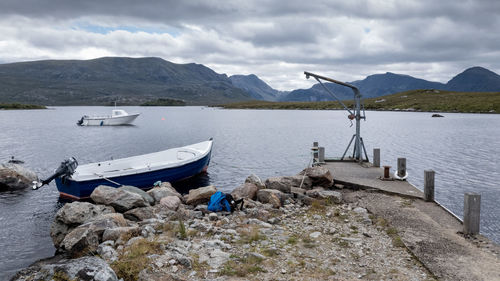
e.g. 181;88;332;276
0;0;499;91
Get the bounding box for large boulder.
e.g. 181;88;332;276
0;163;38;189
160;196;182;211
61;224;100;256
256;189;284;208
90;185;149;212
119;185;155;205
186;185;217;205
147;185;183;204
50;202;115;247
123;206;155;221
298;166;334;188
55;202;115;225
60;213;128;255
231;182;260;201
245;174;265;189
265;176;312;193
11;256;118;281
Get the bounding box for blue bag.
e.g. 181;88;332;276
207;191;231;212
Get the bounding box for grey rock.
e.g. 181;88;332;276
11;256;118;281
0;163;38;189
55;202;114;225
291;187;306;195
317;190;342;204
295;194;315;206
209;212;218;221
97;244;118;263
298;166;334;188
305;187;325;198
61;213;128;255
245;174;265;189
265;176;312;193
186;185;217;205
207;248;230;269
102;226;140;242
159;195;181;211
309;231;322;238
123;206;155;221
231;182;260;201
256;189;284;208
61;224;100;256
50;220;71;248
147;185;182;204
91;185;149;212
120;185;154;205
354;207;368;214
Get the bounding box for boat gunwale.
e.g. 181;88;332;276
71;140;213;182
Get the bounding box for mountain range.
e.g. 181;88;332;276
0;57;499;105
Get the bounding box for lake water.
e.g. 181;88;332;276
0;106;499;279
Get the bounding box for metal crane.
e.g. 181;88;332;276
304;71;368;162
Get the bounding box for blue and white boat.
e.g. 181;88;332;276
33;139;213;200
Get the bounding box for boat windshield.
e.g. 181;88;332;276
112;109;127;116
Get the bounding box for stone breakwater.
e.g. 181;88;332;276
12;166;434;281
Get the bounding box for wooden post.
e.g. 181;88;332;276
424;170;435;202
463;193;481;235
318;147;325;163
397;158;406;178
373;148;380;167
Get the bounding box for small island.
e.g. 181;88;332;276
0;103;46;110
141;98;186;106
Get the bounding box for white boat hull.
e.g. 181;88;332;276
80;113;140;126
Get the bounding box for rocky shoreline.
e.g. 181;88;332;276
12;166;435;281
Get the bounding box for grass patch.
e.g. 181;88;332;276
302;237;316;248
219;255;267;277
111;238;163;281
287;235;298;245
178;219;187;239
332;237;350;248
386;227;405;247
238;226;265;244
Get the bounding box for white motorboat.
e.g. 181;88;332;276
77;109;140;126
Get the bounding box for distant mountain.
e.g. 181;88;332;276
280;67;500;102
229;74;283;101
447;67;500;92
0;57;252;105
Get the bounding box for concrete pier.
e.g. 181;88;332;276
322;158;500;281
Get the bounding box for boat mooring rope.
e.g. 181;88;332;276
94;173;122;186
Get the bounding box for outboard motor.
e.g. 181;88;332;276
33;157;78;190
76;116;85;126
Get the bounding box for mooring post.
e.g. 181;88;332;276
463;193;481;235
318;147;325;163
424;170;435;202
397;158;406;178
373;148;380;167
312;142;319;161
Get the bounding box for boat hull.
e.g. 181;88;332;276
55;150;211;200
81;114;139;126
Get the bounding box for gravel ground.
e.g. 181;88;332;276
140;197;436;281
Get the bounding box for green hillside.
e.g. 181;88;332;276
0;57;252;106
220;90;500;113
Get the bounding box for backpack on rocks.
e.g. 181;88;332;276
207;191;243;212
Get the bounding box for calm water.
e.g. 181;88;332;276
0;106;499;279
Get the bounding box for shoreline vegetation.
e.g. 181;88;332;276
219;89;500;114
140;98;186;106
0;103;46;110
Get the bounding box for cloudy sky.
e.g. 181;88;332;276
0;0;499;90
